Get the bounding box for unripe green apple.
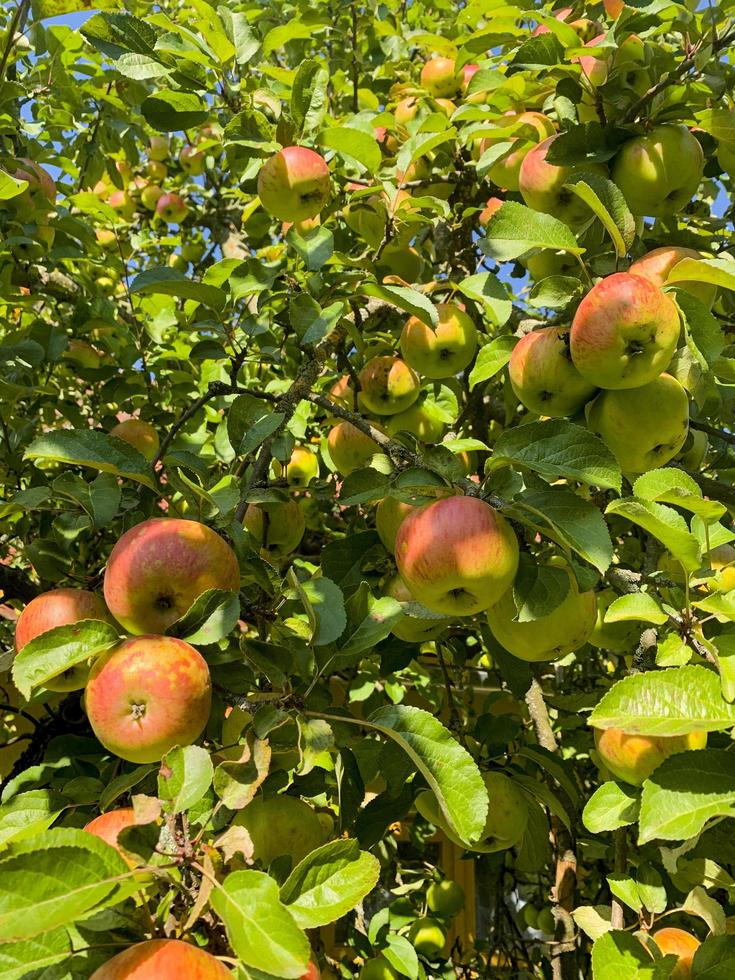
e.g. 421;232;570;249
146;159;168;181
407;917;446;958
588;589;640;653
357;356;421;416
147;136;169;161
258;146;330;222
167;252;188;272
384;574;447;643
519;135;607;226
327;421;382;476
509;326;597;417
676;428;708;470
570;272;680;389
487;564;596;662
629;246;716;309
400;303;478;380
140;183;164;211
233;795;326;866
586;373;689;474
359;957;400;980
386;402;446;442
524;249;581;281
109;418;159;461
420;57;460;98
523;904;540;929
594;727;707;786
181;240;206;263
427;879;465;917
244;499;305;558
179;144;206;175
394;96;420;129
612;125;704;216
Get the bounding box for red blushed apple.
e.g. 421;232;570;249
13;158;56;205
109;419;160;461
103;518;240;634
257;146;330;223
395;496;519;616
400;303;478;380
570;272;680;389
509;326;597;417
594;728;707;787
519;134;607;226
629;246;717;309
301;961;320;980
650;928;700;980
604;0;625;17
90;939;231;979
420;57;460;98
327;375;356;411
108;190;135;220
15;588;116;692
394;96;420;128
179;144;206;175
479;196;503;227
85;635;212;764
84;808;138;866
485;112;556;192
156;192;188;224
357;355;420;416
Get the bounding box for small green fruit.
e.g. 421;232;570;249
359;957;399;980
427;879;465;918
407;917;446;958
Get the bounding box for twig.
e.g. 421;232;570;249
350;3;359;114
610;828;627;929
689;418;735;447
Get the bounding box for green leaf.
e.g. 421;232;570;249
604;593;668;626
299;577;347;646
218;7;261;65
482;201;583;262
678;292;725;369
12;620;120;699
492;420;622;492
468;336;517;389
167;589;240;645
667;257;735;293
367;705;488;846
457;274;512;327
512;488;614;573
572;905;614;942
214;736;271;811
141;89;209;131
0;171;28;201
512;555;569;621
289;295;344;344
590;930;654;978
25;429;155;489
286;226;334;271
320;532;382;592
605;499;702;572
509;33;565;70
129;268;226;311
81;12;159;59
639;749;735;844
211;870;310;977
583;782;640;834
263;20;315;55
713;635;735;703
606;874;642;912
589;665;735;736
383;935;420;980
563;174;635;258
336;595;403;662
528;275;585;310
320;127;381;173
633;469;726;522
158;745;214;813
280;838;380;928
0;828;130;940
359;283;439;327
0;790;68;848
396;128;457;173
692;935;735;977
0;928;72;980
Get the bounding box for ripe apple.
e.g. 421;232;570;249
84;808;138;866
357;356;420;416
278;446;319;486
147;136;169;161
386;402;446;442
612;125;704;216
650;928;700;980
179;144;206;175
486;112;556;192
327;421;381;476
302;962;320;980
108;189;135;220
394;96;420;128
604;0;625;17
427;879;465;917
233;794;326;866
243;499;305;558
479;196;503;228
420;57;460;98
258;146;330;222
103;518;240;634
586;373;689;474
95;228;117;250
146;159;168;181
594;727;707;786
90;939;231;979
569;272;680;389
13;158;56;205
14;588;116;691
359;957;400;980
385;574;447;643
85;635;212;764
577;35;610;87
629;246;716;309
519;135;607;226
407;917;446;958
109;418;159;461
328;375;356;411
155;192;188;223
139;183;163;211
396;496;519;616
509;326;597;417
400;303;478;380
588;589;640;653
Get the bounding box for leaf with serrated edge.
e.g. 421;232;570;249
12;620;120;699
583;782;640;834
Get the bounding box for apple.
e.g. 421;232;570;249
11;222;55;260
147;136;169;161
243;499;305;558
146;159;168;181
594;727;707;786
650;928;700;980
486;112;556;192
415;770;528;851
140;183;163;211
407;917;446;958
588;589;640;653
420;57;460;98
301;962;320;980
90;939;230;979
385;574;447;643
509;326;597;417
109;418;159;461
427;879;465;917
614;34;651;96
84;808;139;866
612;125;704;216
179;144;206;175
677;428;708;471
375;475;451;552
12;158;56;205
14;588;116;691
519;135;607;226
95;228;117;250
629;246;717;309
376;243;425;283
394;96;420;128
277;446;319;486
258;146;330;222
168;253;188;272
524;249;581;281
395;496;519;616
357;356;420;415
577;34;610;87
85;635;212;764
586;373;689;474
717;139;735;175
327;374;356;411
155;192;188;224
233;794;326;866
604;0;625;17
114;159;132;184
487;565;596;662
64;339;102;369
359;957;400;980
386;402;446;442
479;196;503;227
108;189;135;220
705;543;735;592
181;240;206;263
103;518;240;634
327;421;381;476
400;303;478;380
569;272;680;389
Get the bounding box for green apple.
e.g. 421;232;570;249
384;574;447;643
359;957;399;980
399;303;478;380
509;326;597;417
588;588;640;653
233;794;326;865
147;136;169;161
427;879;465;917
585;373;689;474
327;422;383;476
357;356;421;416
244;499;305;558
386;402;446;442
281;446;319;486
407;917;445;958
612;124;704;216
676;429;708;470
179;144;206;175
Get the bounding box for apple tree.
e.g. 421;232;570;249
2;0;735;976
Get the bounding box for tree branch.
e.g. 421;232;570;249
689;418;735;448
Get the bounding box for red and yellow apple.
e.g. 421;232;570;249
147;136;169;162
479;196;503;227
485;112;556;192
519;135;607;226
357;356;420;415
258;147;330;222
629;246;716;309
179;144;206;175
84;808;139;866
509;326;597;417
90;939;230;979
109;419;159;461
420;57;460;98
594;728;707;786
156;192;188;224
400;304;478;380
